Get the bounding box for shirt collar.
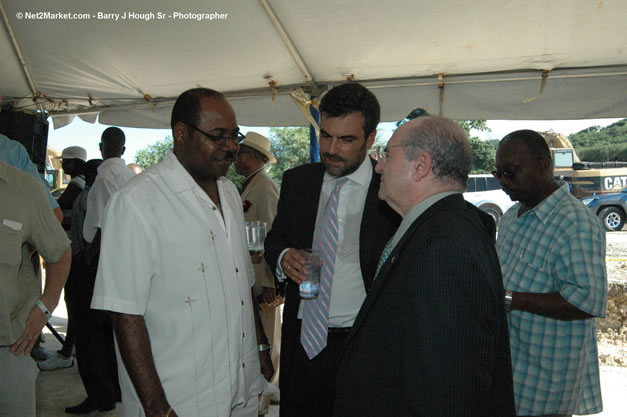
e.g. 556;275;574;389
389;191;459;250
97;157;126;174
322;155;372;188
164;150;228;195
522;182;570;224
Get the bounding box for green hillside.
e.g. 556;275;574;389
569;119;627;161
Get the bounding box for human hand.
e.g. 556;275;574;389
280;248;309;284
262;287;277;305
259;351;274;381
10;305;48;356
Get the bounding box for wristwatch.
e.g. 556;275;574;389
504;290;513;312
258;344;272;352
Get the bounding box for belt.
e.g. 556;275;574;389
297;320;351;337
327;327;351;336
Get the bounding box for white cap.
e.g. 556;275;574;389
57;146;87;161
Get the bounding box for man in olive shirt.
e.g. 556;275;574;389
0;160;71;417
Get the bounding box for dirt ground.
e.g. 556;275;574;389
598;230;627;367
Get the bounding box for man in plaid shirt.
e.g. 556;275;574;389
494;129;607;417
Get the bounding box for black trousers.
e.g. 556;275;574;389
279;322;349;417
72;252;120;409
59;257;80;357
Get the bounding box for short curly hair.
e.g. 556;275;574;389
319;83;380;137
501;129;551;161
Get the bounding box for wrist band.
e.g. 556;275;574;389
258;343;272;352
163;406;173;417
36;300;51;320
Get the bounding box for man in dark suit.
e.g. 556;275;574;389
264;83;400;417
334;116;515;417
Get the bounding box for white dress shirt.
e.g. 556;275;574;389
291;156;373;328
82;157;135;242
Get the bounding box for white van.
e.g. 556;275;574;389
464;174;516;228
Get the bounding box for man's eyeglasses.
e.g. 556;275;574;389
185;122;245;145
491;169;516;180
375;144;417;161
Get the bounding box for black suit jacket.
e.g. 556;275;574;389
264;158;400;385
334;194;515;417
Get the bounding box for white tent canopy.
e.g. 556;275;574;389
2;0;626;130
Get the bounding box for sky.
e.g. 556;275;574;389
47;116;623;163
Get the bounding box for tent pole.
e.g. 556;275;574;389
258;0;317;91
309;97;320;163
0;1;44;113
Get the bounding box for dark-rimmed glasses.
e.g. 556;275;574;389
185;122;245;145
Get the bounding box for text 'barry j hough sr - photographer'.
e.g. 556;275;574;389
95;11;230;21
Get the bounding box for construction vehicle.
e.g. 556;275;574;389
45;147;68;197
541;131;627;198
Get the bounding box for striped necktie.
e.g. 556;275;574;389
374;238;394;278
300;177;349;359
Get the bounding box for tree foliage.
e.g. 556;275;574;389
267;127;311;184
396;108;494;173
396;108;429;127
569;119;627;148
569;119;627;162
135;136;173;169
133;134;244;187
578;143;627;162
469;137;496;173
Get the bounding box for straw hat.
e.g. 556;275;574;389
240;132;276;164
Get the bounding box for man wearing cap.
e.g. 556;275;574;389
235;132;281;410
56;146;87;213
37;146;88;371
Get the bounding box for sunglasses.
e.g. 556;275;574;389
491;169;516;180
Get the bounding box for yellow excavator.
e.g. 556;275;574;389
541;131;627;198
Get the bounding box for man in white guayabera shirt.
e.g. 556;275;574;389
91;88;272;417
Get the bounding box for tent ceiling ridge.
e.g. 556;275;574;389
356;65;627;90
41;64;627;119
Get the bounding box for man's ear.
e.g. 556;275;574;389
536;155;553;173
365;129;376;150
173;122;187;145
412;152;432;181
121;146;126;156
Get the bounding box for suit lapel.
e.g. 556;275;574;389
359;157;383;289
301;164;325;249
350;194;465;335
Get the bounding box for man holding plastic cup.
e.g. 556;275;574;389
264;83;400;417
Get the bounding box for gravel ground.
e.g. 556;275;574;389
598;230;627;367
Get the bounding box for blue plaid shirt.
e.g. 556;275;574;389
496;184;607;415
